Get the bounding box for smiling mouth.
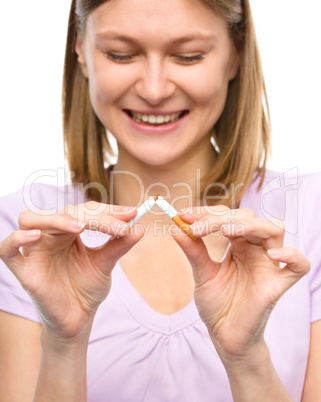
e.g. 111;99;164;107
124;110;188;125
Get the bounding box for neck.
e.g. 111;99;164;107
110;139;216;211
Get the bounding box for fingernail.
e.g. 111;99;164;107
190;221;202;233
27;230;41;238
121;206;136;212
221;224;236;235
70;220;86;230
267;249;281;259
179;208;193;215
221;224;229;234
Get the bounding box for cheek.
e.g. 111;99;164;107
183;64;230;122
84;47;132;118
173;59;231;136
86;64;128;126
180;56;230;104
88;69;115;107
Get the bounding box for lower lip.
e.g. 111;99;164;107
123;111;189;135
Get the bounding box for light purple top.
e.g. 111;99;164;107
0;170;321;401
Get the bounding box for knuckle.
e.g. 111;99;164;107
270;219;285;234
2;232;21;258
18;209;32;228
243;208;256;218
0;235;10;258
83;201;107;216
8;231;18;248
206;205;230;216
62;204;77;215
286;248;297;264
216;204;230;213
215;216;226;227
202;219;220;233
305;258;311;273
294;252;312;274
84;200;101;210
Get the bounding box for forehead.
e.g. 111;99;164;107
86;0;228;41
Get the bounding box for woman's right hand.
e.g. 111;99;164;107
0;202;143;341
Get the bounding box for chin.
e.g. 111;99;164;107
130;145;184;166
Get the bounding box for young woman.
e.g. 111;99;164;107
0;0;320;400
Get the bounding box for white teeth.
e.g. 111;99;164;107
130;111;183;125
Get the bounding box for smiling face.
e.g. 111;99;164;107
76;0;240;171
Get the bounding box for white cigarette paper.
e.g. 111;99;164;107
155;196;178;218
155;196;196;240
127;197;156;228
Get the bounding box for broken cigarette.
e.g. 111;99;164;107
127;196;156;228
155;196;196;240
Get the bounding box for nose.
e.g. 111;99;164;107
135;56;176;105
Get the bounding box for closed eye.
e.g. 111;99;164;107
106;53;135;63
174;54;204;64
106;52;204;65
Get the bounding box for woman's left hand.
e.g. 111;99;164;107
172;206;310;363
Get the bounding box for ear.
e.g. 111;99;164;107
228;41;242;81
75;31;89;78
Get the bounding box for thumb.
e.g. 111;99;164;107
89;224;145;275
267;246;311;291
170;225;221;287
0;230;42;279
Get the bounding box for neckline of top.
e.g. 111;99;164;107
110;242;231;335
111;262;202;335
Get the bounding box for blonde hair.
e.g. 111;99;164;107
63;0;270;205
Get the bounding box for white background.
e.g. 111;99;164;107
0;0;320;198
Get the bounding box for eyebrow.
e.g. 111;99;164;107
96;31;217;45
171;34;217;45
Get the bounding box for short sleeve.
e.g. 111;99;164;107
300;172;321;323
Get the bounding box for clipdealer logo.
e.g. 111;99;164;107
22;167;300;235
260;168;298;235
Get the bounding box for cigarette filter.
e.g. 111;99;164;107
127;196;156;228
155;196;196;240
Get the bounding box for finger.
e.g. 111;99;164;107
88;224;145;275
170;225;221;287
185;208;257;237
267;247;311;276
18;206;137;237
220;218;285;250
178;205;231;223
65;201;137;220
0;229;42;273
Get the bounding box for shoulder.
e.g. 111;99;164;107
243;169;321;304
0;183;85;238
241;169;321;218
246;168;321;195
240;169;321;251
